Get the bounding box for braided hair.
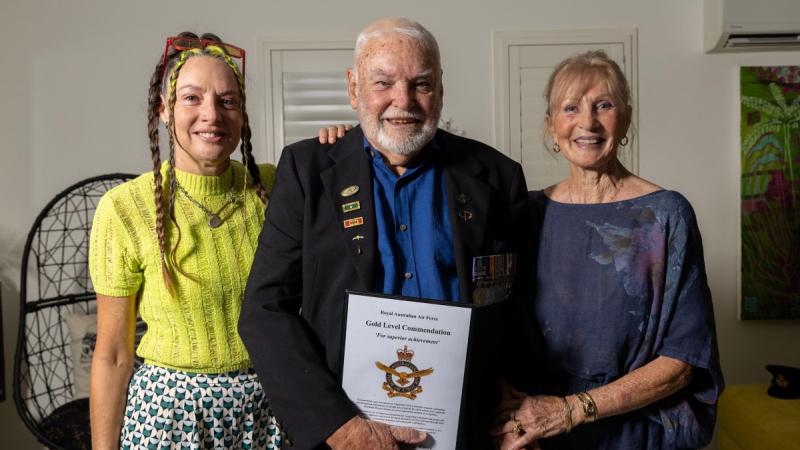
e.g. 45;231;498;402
147;32;268;294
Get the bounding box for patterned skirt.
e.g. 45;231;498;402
121;364;284;449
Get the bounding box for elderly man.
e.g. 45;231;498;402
241;17;530;449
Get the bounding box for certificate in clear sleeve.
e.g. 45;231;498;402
340;291;474;450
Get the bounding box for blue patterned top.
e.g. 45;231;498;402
528;190;724;450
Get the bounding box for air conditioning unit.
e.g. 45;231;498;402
705;0;800;53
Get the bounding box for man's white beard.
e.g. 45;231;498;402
357;95;441;156
374;118;438;156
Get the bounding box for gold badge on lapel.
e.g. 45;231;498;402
343;217;364;228
342;200;361;213
340;185;360;197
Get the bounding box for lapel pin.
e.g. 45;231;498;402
458;210;473;222
340;185;360;197
342;200;361;213
352;235;365;240
344;217;364;228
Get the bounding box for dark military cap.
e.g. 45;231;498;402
766;365;800;399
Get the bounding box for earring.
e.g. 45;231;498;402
553;143;561;153
620;136;629;147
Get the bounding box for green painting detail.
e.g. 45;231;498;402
740;66;800;319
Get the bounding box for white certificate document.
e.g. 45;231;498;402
341;291;473;450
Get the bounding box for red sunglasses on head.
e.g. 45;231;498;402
161;36;246;80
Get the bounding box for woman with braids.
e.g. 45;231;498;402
89;32;283;449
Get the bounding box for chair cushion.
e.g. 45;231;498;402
64;312;97;399
40;398;90;450
719;384;800;450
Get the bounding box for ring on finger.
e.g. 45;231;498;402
512;420;525;435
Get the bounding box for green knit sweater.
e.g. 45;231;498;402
89;161;275;372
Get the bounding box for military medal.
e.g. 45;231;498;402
341;185;360;197
342;200;361;213
472;253;517;305
343;217;364;228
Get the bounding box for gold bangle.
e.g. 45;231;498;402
575;391;599;422
559;396;573;433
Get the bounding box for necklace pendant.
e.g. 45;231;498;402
208;215;223;228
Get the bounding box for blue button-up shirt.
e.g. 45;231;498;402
366;138;460;301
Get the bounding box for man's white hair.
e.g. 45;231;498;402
352;17;441;80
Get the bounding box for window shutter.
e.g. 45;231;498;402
493;30;638;189
261;41;357;162
282;71;357;146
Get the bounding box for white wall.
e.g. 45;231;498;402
1;0;798;447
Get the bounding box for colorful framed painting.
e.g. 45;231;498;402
740;66;800;319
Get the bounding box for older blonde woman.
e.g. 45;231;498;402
492;51;723;450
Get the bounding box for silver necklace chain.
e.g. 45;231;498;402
175;180;239;228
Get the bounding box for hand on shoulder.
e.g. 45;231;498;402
318;124;354;144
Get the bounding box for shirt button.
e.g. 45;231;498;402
404;272;413;279
399;224;408;231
